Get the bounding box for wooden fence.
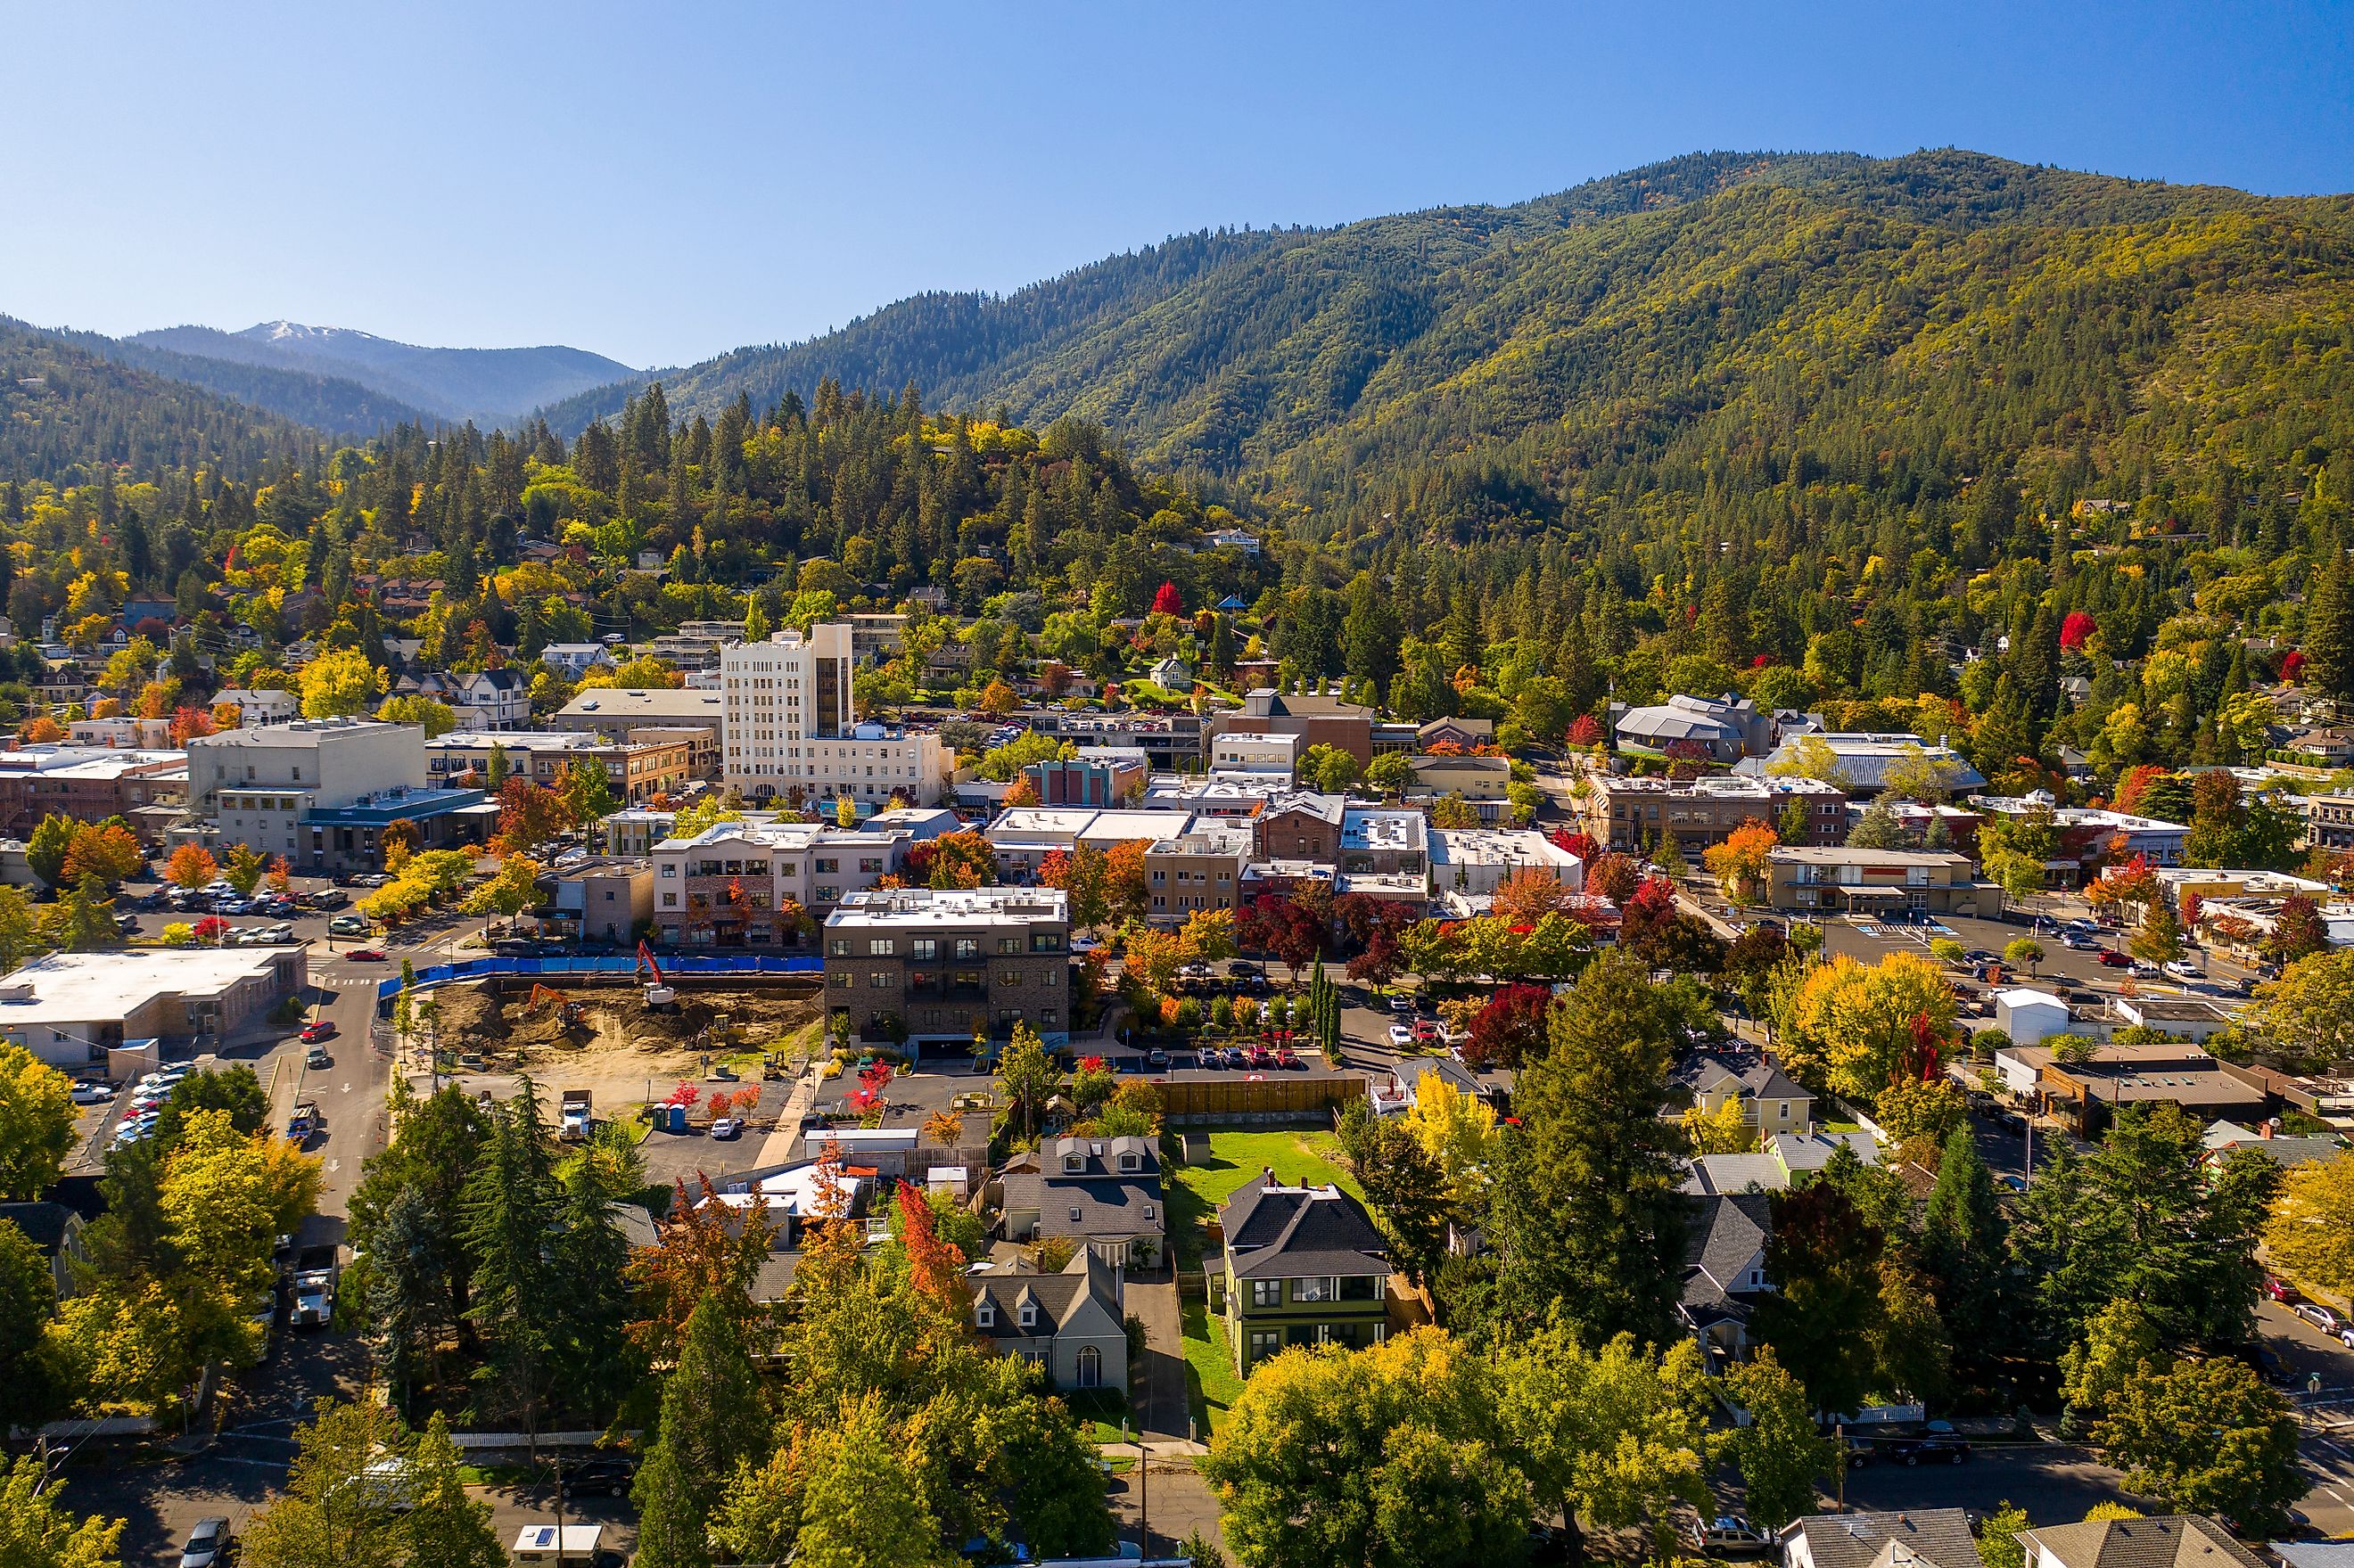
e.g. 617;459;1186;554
1156;1075;1363;1124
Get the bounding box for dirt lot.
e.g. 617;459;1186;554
420;981;824;1121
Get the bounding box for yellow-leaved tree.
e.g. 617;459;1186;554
299;647;387;718
2265;1149;2354;1301
0;1046;76;1200
1783;951;1957;1104
1403;1067;1500;1202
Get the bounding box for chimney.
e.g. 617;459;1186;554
1263;1166;1277;1188
2264;1117;2279;1138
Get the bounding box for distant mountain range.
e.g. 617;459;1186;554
124;321;646;429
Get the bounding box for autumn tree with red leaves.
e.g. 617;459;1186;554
625;1175;782;1359
1462;983;1553;1070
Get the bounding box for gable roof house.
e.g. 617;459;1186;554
1673;1051;1815;1136
2016;1516;2261;1568
1211;1175;1395;1374
0;1202;87;1297
970;1250;1129;1394
998;1135;1165;1268
453;667;530;732
1614;693;1773;761
1782;1510;1983;1568
1679;1192;1774;1367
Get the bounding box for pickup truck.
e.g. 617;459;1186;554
560;1088;593;1142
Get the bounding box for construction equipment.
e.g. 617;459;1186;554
527;984;587;1031
637;940;676;1009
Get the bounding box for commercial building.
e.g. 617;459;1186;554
186;718;487;872
1205;687;1377;766
983;808;1181;876
2307;793;2354;852
1144;824;1253;925
721;625;950;807
531;856;654;944
1206;732;1302;777
1025;751;1150;808
1746;732;1987;797
0;748;188;840
1025;711;1204;769
2032;1042;2266;1137
0;948;308;1065
823;886;1070;1048
652;820;911;946
1427;828;1584;899
1403;753;1511;803
1582;773;1848;856
1971;792;2191;871
424;731;696;804
1338;808;1429;880
1762;845;1996;917
1612;693;1772;761
1255;792;1347;862
550;686;728;760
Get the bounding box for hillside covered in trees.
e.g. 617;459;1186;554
5;148;2354;795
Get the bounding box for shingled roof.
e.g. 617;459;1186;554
1220;1179;1392;1280
1784;1509;1980;1568
2018;1517;2260;1568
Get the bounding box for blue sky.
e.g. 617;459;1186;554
4;0;2350;369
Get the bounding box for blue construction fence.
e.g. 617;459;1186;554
374;954;824;1005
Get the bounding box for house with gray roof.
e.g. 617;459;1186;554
971;1250;1129;1394
1782;1509;1981;1568
2202;1119;2344;1170
1679;1192;1774;1367
0;1202;86;1297
2017;1516;2259;1568
999;1135;1164;1268
1679;1131;1881;1195
1209;1175;1392;1375
1674;1051;1815;1137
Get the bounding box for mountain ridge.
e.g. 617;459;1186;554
128;320;645;427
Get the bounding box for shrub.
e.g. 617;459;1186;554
1174;997;1204;1029
1211;995;1234;1028
1234;996;1259;1030
160;921;194;947
1970;1027;2012;1058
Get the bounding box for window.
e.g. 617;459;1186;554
1018;1301;1037;1329
828;939;851;956
1064;1152;1084;1173
663;892;677;907
1250;1279;1280;1308
1248;1330;1281;1360
1291;1277;1338;1303
1076;1344;1102;1389
998;969;1022;988
975;1300;995;1329
1118;1152;1140;1172
869;938;896;956
998;936;1022;955
868;972;894;989
829;973;852;989
1143;1203;1156;1220
954;938;979;960
911;939;937;960
1067;1206;1082;1223
815;858;839;874
860;858;885;874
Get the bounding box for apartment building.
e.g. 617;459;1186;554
823;886;1072;1048
424;730;696;804
452;668;531;731
1207;732;1301;777
1204;688;1376;766
1027;751;1150;807
1144;824;1252;925
720;624;950;806
1583;773;1848;856
650;820;911;947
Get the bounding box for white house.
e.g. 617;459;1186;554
452;668;530;732
210;687;300;727
539;643;616;677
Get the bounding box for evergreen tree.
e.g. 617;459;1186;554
1487;950;1691;1344
460;1081;558;1439
1920;1126;2010;1367
633;1294;770;1565
2306;551;2354;705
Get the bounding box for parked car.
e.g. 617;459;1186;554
1387;996;1416;1015
302;889;350;909
70;1082;114;1104
2097;950;2134;967
2161;959;2204;981
1963;948;1996;965
300;1021;337;1043
2251;1345;2298;1387
113;913;140;935
1686;1516;1772;1556
328;914;373;936
2061;933;2098;950
1387;1023;1414;1047
2262;1274;2296;1302
1145;1047;1168;1070
2293;1301;2345;1336
557;1457;637;1499
345;948;387;961
306;1046;333;1070
710;1117;743;1140
1877;1433;1971;1465
178;1515;234;1568
1276;1047;1304;1070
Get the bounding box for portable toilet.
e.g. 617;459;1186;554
657;1102;687;1134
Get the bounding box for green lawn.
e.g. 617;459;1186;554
1165;1129;1358;1273
1165;1129;1360;1436
1180;1295;1247;1435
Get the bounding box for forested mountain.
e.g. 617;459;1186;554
45;324;434;435
129;320;644;426
0;316;322;485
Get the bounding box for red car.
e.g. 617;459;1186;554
2096;950;2133;968
2263;1275;2297;1303
345;948;387;962
299;1022;337;1043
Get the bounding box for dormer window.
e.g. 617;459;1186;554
1144;1203;1156;1221
975;1300;995;1329
1063;1153;1083;1174
1018;1301;1037;1328
1118;1153;1140;1173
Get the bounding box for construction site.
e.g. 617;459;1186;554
417;975;826;1113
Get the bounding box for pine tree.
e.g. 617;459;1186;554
632;1293;770;1567
461;1082;558;1441
2306;551;2354;705
1920;1127;2009;1366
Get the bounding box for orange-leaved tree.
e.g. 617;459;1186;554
1702;817;1780;907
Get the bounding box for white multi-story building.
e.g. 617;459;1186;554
185;718;485;872
649;819;911;947
452;669;531;732
721;625;951;807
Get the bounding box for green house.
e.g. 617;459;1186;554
1207;1176;1393;1374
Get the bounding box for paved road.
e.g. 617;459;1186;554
1839;1442;2131;1523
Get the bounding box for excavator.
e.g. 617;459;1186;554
527;983;588;1033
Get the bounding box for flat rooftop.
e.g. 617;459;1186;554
1341;809;1428;851
827;887;1068;927
0;948;294;1026
1430;828;1577;866
304;785;486;825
